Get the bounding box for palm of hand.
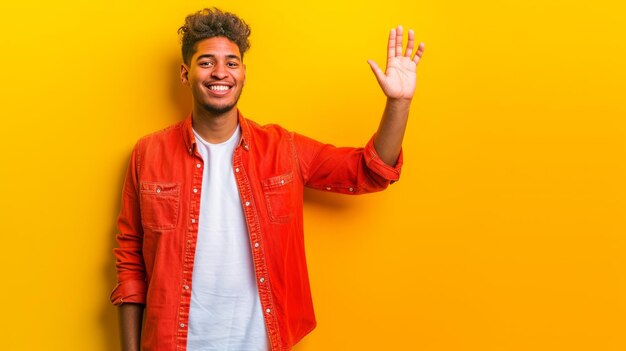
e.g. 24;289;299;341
380;56;417;100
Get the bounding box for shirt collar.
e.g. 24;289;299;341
183;109;251;155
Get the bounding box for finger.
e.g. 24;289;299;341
367;59;386;85
387;28;396;61
395;25;403;57
412;42;425;64
405;29;415;57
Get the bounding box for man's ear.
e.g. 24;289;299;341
243;63;246;85
180;64;190;85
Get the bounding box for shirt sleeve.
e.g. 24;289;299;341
290;132;403;194
110;143;147;306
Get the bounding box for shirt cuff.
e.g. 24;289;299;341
364;134;403;183
110;279;147;306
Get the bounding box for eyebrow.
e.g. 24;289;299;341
196;54;241;61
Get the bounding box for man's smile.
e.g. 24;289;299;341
205;83;233;95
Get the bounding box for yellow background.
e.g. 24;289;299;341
1;0;625;350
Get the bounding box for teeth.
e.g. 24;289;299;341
208;85;230;91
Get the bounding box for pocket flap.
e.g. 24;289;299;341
262;172;294;189
140;182;180;196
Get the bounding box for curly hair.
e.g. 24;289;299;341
178;8;251;65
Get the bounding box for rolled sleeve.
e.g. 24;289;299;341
291;131;403;194
110;279;147;306
363;134;403;183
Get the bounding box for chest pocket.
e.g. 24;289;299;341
262;172;295;223
139;182;180;230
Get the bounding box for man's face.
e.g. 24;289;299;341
181;37;246;115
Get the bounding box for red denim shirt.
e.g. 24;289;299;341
111;111;403;351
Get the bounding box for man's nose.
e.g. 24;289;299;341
211;63;228;79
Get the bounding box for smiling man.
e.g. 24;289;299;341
111;7;424;351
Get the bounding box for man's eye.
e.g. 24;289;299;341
227;62;239;68
199;61;214;67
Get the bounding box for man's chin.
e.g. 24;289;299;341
200;102;237;115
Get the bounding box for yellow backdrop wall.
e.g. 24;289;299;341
1;0;625;350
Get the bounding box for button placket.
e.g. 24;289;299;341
232;147;281;347
176;154;204;347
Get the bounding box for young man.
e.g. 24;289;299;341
111;7;424;351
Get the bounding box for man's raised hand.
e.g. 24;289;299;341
367;25;425;101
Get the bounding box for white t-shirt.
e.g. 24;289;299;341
187;126;268;351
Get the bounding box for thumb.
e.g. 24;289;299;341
367;59;386;86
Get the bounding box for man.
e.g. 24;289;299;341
111;7;424;351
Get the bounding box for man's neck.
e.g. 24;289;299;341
192;107;239;144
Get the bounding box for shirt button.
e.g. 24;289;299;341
196;163;201;168
349;187;354;192
280;179;285;185
245;201;250;207
326;186;331;191
180;323;185;328
156;187;161;193
191;218;196;223
235;167;240;173
259;277;265;283
254;242;259;248
193;188;198;193
265;308;271;314
183;285;189;290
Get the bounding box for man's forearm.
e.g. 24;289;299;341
118;303;144;351
368;25;424;166
373;98;411;166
